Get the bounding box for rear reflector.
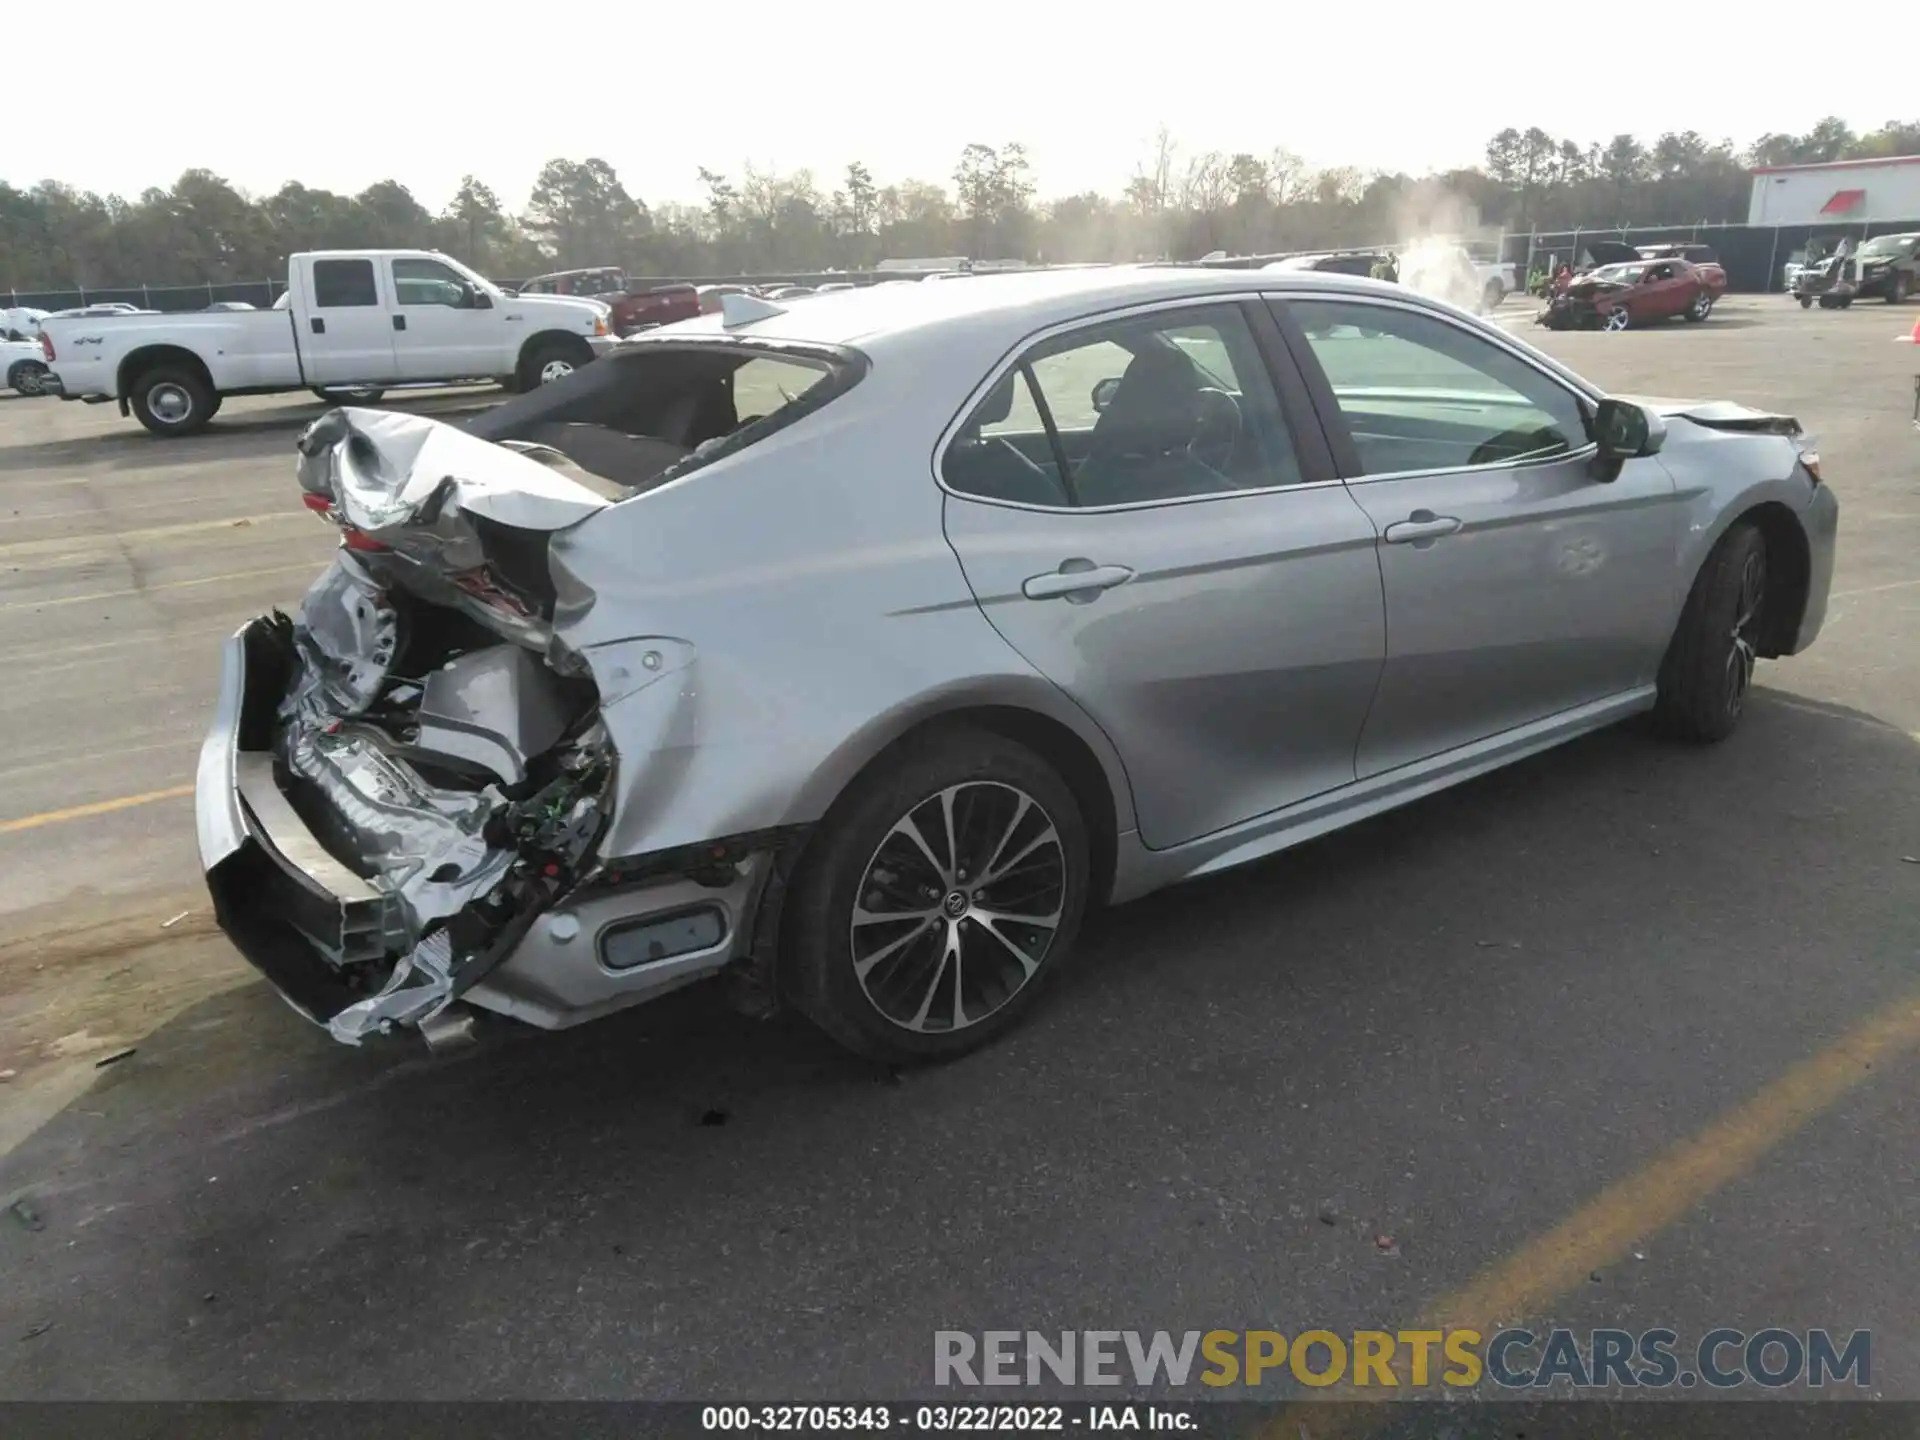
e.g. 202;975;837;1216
300;492;332;512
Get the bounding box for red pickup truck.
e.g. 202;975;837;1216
513;268;700;336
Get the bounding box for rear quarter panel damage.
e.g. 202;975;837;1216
546;377;1140;866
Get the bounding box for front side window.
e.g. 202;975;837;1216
392;257;469;307
1284;297;1589;478
944;303;1304;509
311;259;378;308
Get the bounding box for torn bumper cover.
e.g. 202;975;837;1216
195;407;771;1047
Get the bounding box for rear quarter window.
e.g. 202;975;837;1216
467;342;867;493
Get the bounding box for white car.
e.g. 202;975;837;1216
3;335;53;395
3;306;50;339
39;249;615;436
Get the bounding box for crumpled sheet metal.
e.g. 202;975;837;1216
297;407;609;547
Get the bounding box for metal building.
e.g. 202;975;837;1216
1748;156;1920;226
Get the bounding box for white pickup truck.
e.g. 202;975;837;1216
40;249;616;437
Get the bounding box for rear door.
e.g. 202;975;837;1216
293;257;397;385
940;298;1386;851
387;256;500;380
1273;293;1681;778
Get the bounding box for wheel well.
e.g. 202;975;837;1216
118;345;213;400
1740;501;1812;657
832;705;1122;910
518;329;594;376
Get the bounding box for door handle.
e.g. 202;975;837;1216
310;317;326;335
1022;560;1135;602
1383;511;1464;545
392;315;407;332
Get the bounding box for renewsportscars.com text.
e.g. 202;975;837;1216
933;1328;1871;1390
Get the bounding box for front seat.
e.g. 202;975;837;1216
1073;346;1221;507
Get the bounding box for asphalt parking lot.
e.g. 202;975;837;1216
0;294;1915;1405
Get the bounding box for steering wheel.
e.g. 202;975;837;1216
1188;387;1242;473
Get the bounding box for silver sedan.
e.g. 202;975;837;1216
196;269;1838;1063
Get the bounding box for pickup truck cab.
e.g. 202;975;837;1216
515;267;700;336
40;249;614;437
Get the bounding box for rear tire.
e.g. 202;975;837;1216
6;359;49;395
311;386;386;405
128;366;215;437
1889;274;1909;304
1798;295;1814;309
1684;291;1714;322
1481;280;1504;313
783;726;1091;1065
1652;521;1768;744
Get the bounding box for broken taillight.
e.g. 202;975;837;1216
342;528;391;553
300;492;332;513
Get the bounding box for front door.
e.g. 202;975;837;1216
1275;294;1682;779
387;256;500;380
940;299;1386;851
294;257;397;385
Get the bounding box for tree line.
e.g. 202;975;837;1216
4;116;1916;291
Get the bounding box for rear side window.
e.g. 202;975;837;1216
312;260;378;308
944;303;1304;509
465;341;865;493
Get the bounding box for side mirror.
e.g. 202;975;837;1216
472;288;493;310
1091;377;1121;412
1591;398;1664;462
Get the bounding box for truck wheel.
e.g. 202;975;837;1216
1798;295;1814;309
129;367;215;437
6;359;49;396
1889;274;1910;304
520;339;590;389
1480;279;1504;313
312;386;386;405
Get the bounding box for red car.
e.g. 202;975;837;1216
1539;256;1728;331
515;268;700;336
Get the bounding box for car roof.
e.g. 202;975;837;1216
649;265;1425;353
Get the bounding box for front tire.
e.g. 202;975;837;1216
1653;521;1768;744
1481;280;1504;313
129;366;215;437
1602;306;1632;332
783;726;1091;1064
1798;295;1815;309
520;339;591;389
1888;274;1909;304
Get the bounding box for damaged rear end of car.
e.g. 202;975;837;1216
197;409;634;1047
196;372;829;1050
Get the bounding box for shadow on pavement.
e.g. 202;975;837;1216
2;691;1916;1399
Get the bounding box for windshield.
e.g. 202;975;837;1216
1590;263;1646;283
1859;236;1910;257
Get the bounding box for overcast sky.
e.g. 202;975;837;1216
16;2;1914;211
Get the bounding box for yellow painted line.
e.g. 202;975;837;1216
1269;988;1920;1435
0;561;316;612
0;784;195;834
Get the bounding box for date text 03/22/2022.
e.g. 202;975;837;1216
700;1406;1190;1431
